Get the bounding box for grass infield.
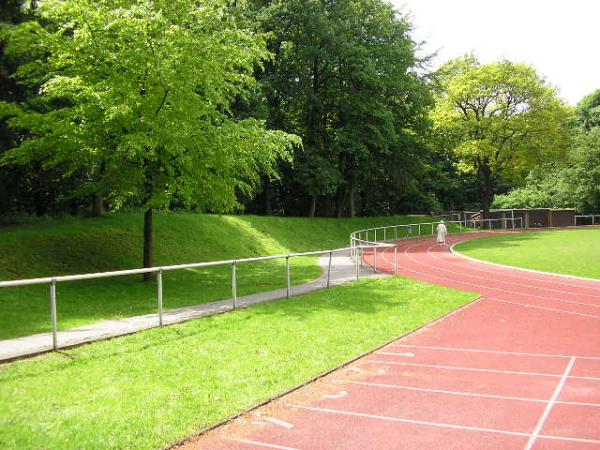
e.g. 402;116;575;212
454;228;600;279
0;276;475;449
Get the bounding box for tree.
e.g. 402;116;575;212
575;88;600;130
1;0;299;278
431;56;572;214
245;0;431;217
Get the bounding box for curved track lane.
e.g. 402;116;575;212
183;232;600;450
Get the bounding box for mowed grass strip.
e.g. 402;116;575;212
0;213;439;339
454;228;600;279
0;276;475;450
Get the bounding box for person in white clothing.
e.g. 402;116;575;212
436;220;448;246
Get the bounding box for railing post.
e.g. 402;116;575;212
286;256;291;298
327;251;333;288
356;248;360;281
50;279;58;351
157;269;164;326
393;245;398;275
383;228;386;241
418;223;421;237
373;247;377;272
431;223;434;235
374;229;377;243
231;261;237;309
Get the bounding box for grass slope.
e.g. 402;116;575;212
0;276;476;450
455;229;600;279
0;213;437;339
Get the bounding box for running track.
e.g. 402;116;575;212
184;232;600;450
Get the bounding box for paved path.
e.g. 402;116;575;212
184;232;600;450
0;251;388;362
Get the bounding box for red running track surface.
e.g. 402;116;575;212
182;232;600;450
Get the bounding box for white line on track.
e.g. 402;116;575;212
365;360;600;381
426;241;600;300
285;404;600;445
389;242;600;310
390;344;600;361
344;380;600;408
489;297;600;320
525;357;576;450
227;437;298;450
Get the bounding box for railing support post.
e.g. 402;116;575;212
418;223;421;237
327;251;333;288
393;245;398;275
373;247;377;272
50;279;58;351
231;261;237;309
157;269;164;326
356;248;360;281
286;256;291;298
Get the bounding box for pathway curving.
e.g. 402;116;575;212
184;232;600;450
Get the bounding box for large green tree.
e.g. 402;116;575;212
246;0;431;217
1;0;298;277
431;56;572;213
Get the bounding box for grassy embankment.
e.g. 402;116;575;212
0;213;439;339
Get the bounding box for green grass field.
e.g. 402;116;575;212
0;213;438;339
454;228;600;279
0;276;476;449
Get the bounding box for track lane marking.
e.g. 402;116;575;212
489;297;600;320
344;380;600;407
285;404;600;445
389;344;600;361
525;357;576;450
365;360;600;381
227;437;298;450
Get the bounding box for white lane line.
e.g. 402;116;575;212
285;404;600;444
345;380;600;407
365;360;600;381
393;242;600;310
366;359;562;377
489;298;600;320
227;437;298;450
323;390;348;399
348;380;547;403
426;245;600;303
263;417;294;429
432;242;600;297
391;344;600;361
525;357;576;450
450;241;600;290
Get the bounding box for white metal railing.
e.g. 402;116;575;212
0;243;393;352
0;216;525;354
350;217;524;264
574;214;600;226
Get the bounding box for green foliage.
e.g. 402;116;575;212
1;0;299;213
431;56;573;211
0;275;475;449
575;88;600;130
493;128;600;213
245;0;432;216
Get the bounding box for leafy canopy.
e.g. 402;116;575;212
1;0;299;212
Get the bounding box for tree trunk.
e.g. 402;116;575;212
264;180;273;216
480;164;493;217
308;195;317;217
92;192;104;217
349;183;356;218
336;186;349;218
143;208;154;282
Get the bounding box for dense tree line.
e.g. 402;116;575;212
0;0;596;267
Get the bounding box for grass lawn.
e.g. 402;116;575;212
454;228;600;279
0;213;439;339
0;276;476;449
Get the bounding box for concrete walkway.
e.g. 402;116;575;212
0;251;388;362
